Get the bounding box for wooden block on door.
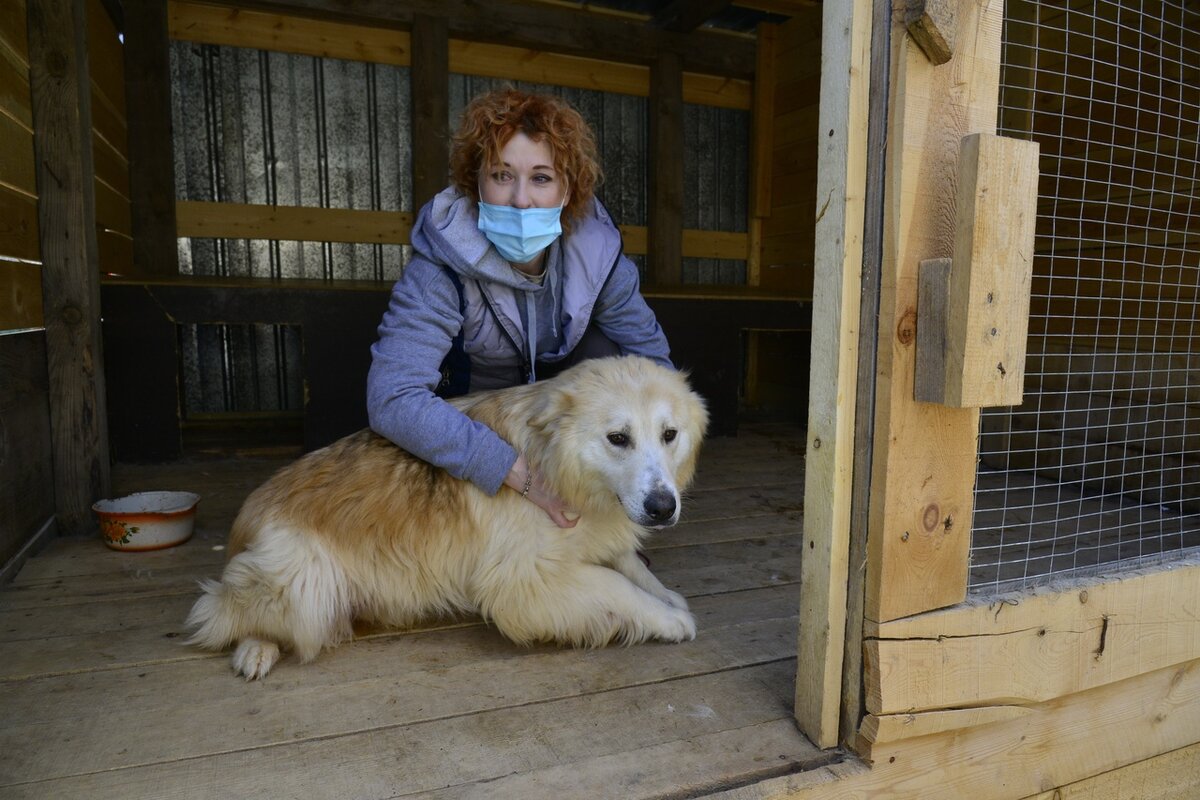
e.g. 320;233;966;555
936;133;1039;408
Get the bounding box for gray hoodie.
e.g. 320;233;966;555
367;187;672;495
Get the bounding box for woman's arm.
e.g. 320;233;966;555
591;255;674;367
367;260;517;495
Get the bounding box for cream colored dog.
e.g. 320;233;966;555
186;356;709;679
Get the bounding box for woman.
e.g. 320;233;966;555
367;88;673;528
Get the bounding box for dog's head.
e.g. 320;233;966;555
531;356;708;528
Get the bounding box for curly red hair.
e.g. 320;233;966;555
450;89;602;233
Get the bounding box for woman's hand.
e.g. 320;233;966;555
504;453;578;529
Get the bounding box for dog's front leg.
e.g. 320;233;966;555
610;549;689;611
484;564;695;647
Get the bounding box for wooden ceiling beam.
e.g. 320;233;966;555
191;0;757;78
651;0;733;32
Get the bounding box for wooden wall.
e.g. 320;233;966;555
756;7;821;296
0;0;55;573
87;0;131;273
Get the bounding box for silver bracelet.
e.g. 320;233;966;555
521;471;532;498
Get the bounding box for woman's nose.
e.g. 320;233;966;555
511;180;533;209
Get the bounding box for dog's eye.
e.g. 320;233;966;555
663;428;677;444
607;432;630;448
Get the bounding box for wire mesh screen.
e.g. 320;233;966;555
971;0;1200;592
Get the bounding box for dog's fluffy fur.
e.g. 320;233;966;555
186;356;709;678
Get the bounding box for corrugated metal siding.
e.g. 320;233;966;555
169;47;748;415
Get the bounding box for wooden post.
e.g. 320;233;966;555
648;50;683;286
27;0;111;535
411;13;448;213
864;0;1005;622
796;0;872;750
124;0;178;277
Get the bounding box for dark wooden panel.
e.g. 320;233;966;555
122;0;177;277
0;331;55;570
411;13;449;213
648;51;683;286
100;279;812;459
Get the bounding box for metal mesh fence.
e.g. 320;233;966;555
970;0;1200;591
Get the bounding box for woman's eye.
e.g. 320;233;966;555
663;428;677;444
607;432;630;448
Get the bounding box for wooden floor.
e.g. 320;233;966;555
0;423;840;799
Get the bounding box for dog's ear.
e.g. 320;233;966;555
529;385;575;432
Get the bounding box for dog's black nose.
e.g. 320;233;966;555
643;491;677;524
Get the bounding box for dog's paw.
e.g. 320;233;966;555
232;638;280;680
654;607;697;643
657;587;689;611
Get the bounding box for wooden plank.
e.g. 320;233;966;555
1020;742;1200;800
624;226;750;259
0;0;29;68
124;0;177;277
175;200;415;244
176;0;756;79
940;133;1039;407
0;259;43;330
411;14;448;214
865;558;1200;717
0;45;32;128
0;184;40;260
28;0;111;536
90;127;128;199
750;22;776;219
913;257;950;403
86;0;124;115
168;1;413;66
864;0;1003;623
0;665;820;798
647;50;683;286
748;658;1200;800
0;332;55;570
905;0;956;66
0;112;36;195
0;591;798;782
860;706;1034;745
795;0;870;751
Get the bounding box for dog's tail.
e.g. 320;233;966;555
185;578;247;652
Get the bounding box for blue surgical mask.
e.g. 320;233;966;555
477;199;564;265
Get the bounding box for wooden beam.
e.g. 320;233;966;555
795;0;871;750
175;201;414;244
187;0;756;79
411;14;448;213
863;0;1003;622
168;2;751;109
752;657;1200;800
749;22;776;220
647;51;683;287
1020;742;1200;800
864;557;1200;718
651;0;732;32
27;0;111;535
124;0;178;277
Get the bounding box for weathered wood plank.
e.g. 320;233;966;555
0;184;39;261
795;0;870;750
0;259;42;330
0;332;54;571
0;664;814;799
175;200;415;244
939;133;1038;407
0;592;798;783
27;0;111;535
1020;741;1200;800
865;558;1200;716
864;0;1003;623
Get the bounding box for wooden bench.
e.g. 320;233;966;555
101;277;810;460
